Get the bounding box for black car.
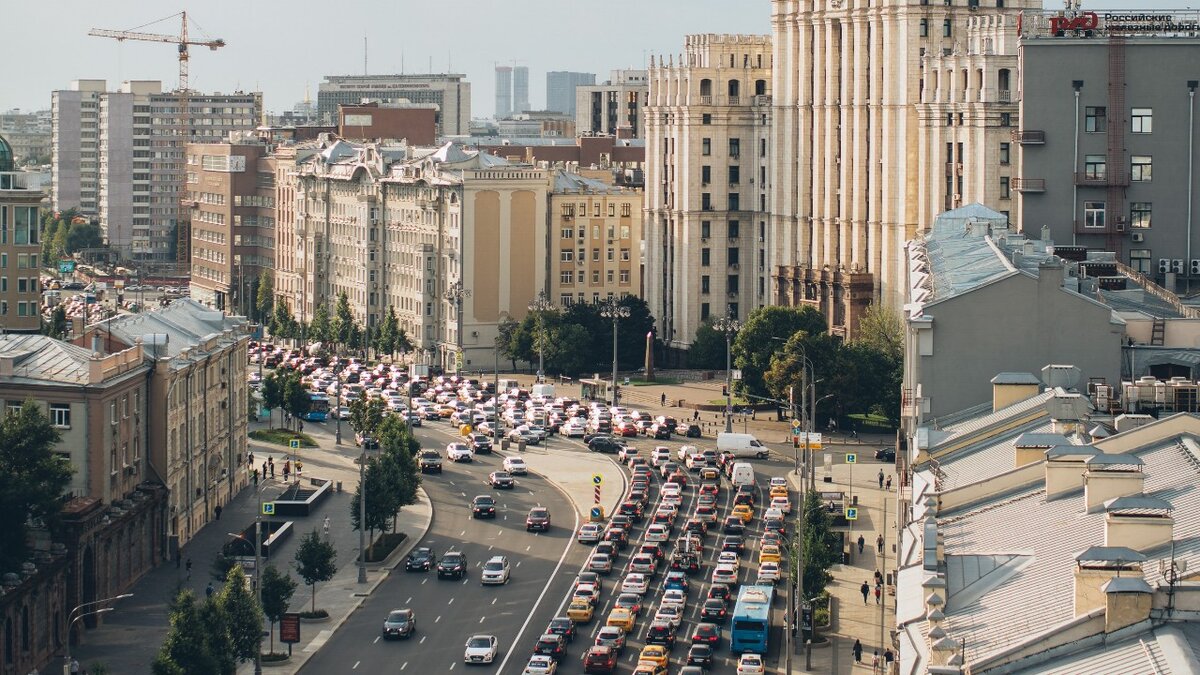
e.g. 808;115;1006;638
618;501;644;522
405;547;436;572
382;608;415;639
437;551;467;579
701;598;728;623
526;507;552;532
645;621;676;648
488;471;515;489
722;536;745;555
876;447;897;462
547;616;576;643
722;517;746;535
588;437;624;454
650;423;672;440
683;424;703;438
472;495;497;518
687;643;714;667
471;434;494;454
533;633;567;661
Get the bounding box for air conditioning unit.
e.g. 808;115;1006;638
1173;259;1186;273
1191;259;1200;275
1131;232;1145;243
731;263;740;270
953;193;963;202
1159;258;1171;273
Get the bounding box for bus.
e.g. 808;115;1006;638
304;393;330;422
730;585;774;654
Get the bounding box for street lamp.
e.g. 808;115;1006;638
713;315;742;433
527;291;554;383
599;299;630;406
358;445;368;585
65;594;132;675
444;281;471;375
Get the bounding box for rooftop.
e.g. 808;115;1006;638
0;334;92;384
98;298;247;365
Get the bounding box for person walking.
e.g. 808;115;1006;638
884;649;895;667
296;460;303;477
874;583;882;604
877;533;885;554
874;569;883;586
248;451;254;468
323;516;331;538
185;558;193;581
886;474;893;491
268;457;275;478
860;581;870;604
878;469;885;489
282;463;290;482
661;393;667;407
852;638;863;663
252;469;259;486
872;650;880;673
214;504;222;521
69;659;79;675
857;534;865;555
205;582;214;599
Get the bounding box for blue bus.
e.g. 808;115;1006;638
304;393;330;422
731;585;774;654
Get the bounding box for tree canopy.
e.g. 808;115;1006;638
497;296;657;377
688;320;727;370
294;530;337;614
731;305;827;398
0;401;72;570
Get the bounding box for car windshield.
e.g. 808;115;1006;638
443;554;463;564
484;561;504;570
493;472;510;479
475;497;495;505
530;509;548;518
468;637;491;648
387;610;410;622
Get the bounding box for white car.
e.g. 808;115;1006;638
770;496;792;514
481;556;511;585
503;456;528;475
661;492;683;507
645;524;670;543
769;476;788;489
628;554;657;575
651;447;671;467
757;561;781;584
676;444;698;463
737;653;766;674
464;634;499;664
711;564;738;586
765;507;785;521
522;654;557;674
661;588;687;610
562;419;587;437
718;551;741;571
653;604;683;629
621;573;650;595
446;443;474;462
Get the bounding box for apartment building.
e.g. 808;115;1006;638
1015;10;1200;289
644;34;773;350
768;0;1037;335
576;70;650;138
0;141;47;333
546;71;596;116
186;138;276;315
495;66;514;119
317;74;471;135
549;172;642;307
513;66;531;116
51;79;106;216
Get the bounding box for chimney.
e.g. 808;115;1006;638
1073;546;1146;616
91;331;104;355
1083;454;1145;513
1013;433;1069;468
1045;445;1100;500
1039;259;1066;292
0;355;13;378
990;372;1040;412
1048;392;1088;436
1104;496;1174;552
1102;577;1154;633
1114;413;1154;433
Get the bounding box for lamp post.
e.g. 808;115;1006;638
528;291;553;384
599;299;630;406
444;281;470;375
358;446;367;584
334;376;342;445
231;477;270;674
65;594;132;675
714;315;742;433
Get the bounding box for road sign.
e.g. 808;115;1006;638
592;474;603;486
846;453;857;464
791;419;803;431
731;369;743;381
261;502;275;516
797;432;823;449
280;613;301;644
289;439;300;449
589;506;606;522
57;260;76;274
845;507;859;521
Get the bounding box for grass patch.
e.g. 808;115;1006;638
627;377;681;386
298;609;328;620
365;532;408;563
707;397;753;407
249;428;318;447
846;413;897;432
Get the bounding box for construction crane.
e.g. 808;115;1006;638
89;12;226;265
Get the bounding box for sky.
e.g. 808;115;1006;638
3;0;1195;118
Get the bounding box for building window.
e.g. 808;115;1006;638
591;271;600;284
110;402;118;425
607;248;614;262
606;270;614;283
702;138;711;156
592;248;600;262
560;294;574;305
729;248;740;265
728;138;740;158
701;303;711;321
50;404;70;429
1131;202;1152;229
702;248;711;266
1085;106;1106;133
560;249;573;262
999;112;1011;127
943;19;953;37
728;193;740;211
620;203;631;217
1131;108;1153;133
999;142;1010;165
702;193;712;210
728;302;739;319
593;202;601;217
729;166;740;185
1130;249;1151;273
608;203;615;217
621;248;630;261
728;221;740;239
701;276;711;294
701;165;711;184
946;113;954;127
727;275;740;294
5;401;21;416
1000;177;1010;199
702;113;712;125
621;225;630;239
920;19;929;37
1131;156;1152;182
619;270;630;283
560;270;574;284
701;221;711;238
1084;155;1107;180
1084;201;1106;228
561;228;573;239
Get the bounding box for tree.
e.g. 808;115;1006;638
763;329;841;420
855;303;903;362
374;305;398;357
256;271;274;325
259;565;297;655
309;303;331;345
260;372;284;428
152;591;224;675
799;489;840;602
198;593;236;675
732;306;827;397
353;416;421;541
830;341;902;424
294;529;337;614
271;301;297;341
377;413;421;457
281;370;312;428
64;221;103;254
45;305;68;340
217;565;263;665
42;219;59;268
688;320;727;369
496;316;521;370
348;391;385;439
331;292;356;352
394;327;413;356
0;401;72;570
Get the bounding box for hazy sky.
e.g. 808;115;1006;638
3;0;1194;118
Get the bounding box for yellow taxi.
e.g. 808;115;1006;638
699;467;720;482
633;663;667;675
638;645;669;668
769;485;789;500
567;599;594;623
437;405;456;419
607;607;636;632
759;544;782;564
731;503;754;523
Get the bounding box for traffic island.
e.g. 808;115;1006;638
260;652;291;667
249;428;318;447
364;532;407;563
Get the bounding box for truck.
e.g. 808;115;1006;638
531;383;556;399
409;364;432;380
716;432;770;459
497;378;520;393
418;449;443;474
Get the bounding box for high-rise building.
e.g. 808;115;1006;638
546;71;596;116
644;35;774;350
495;66;514;119
576;70;650;138
513;66;531;115
768;0;1035;335
316;74;472;134
0;135;47;333
51;79;106;216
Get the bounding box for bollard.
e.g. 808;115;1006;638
336;481;343;493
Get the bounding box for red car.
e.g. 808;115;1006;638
584;645;619;673
668;470;688;487
616;422;639;437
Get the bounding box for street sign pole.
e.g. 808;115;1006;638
846;453;857;551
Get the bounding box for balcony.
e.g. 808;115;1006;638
753;95;773;106
998;89;1012;103
728;95;741;105
1011;130;1045;145
699;95;713;105
1010;177;1045;193
1074;171;1129;187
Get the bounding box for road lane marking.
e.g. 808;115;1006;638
352;661;360;669
406;597;412;604
373;636;380;644
462;578;468;585
516;561;521;567
401;663;408;670
435;615;441;623
480;616;486;623
449;663;456;671
449;598;455;605
422;578;427;585
460;530;467;536
492;598;497;605
420;636;426;644
525;545;531;551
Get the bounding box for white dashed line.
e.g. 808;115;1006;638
435;615;441;623
352;661;360;669
448;598;455;605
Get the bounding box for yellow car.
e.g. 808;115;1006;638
769;485;789;499
731;503;754;523
633;663;667;675
437;406;456;419
759;544;782;564
607;607;636;632
567;599;594;623
639;645;669;668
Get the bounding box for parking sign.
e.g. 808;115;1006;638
846;453;857;464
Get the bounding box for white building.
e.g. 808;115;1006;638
317;74;472;135
576;70;650;139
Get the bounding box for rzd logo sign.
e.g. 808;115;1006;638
1051;12;1099;34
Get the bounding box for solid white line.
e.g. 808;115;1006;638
480;616;486;623
406;597;412;604
435;615;441;623
448;598;455;605
419;636;426;644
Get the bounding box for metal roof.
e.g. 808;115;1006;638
993;372;1042;385
0;334;93;384
1101;577;1153;594
1104;495;1174;512
1084;453;1145;467
1074;546;1147;564
1014;432;1071;448
1046;445;1101;458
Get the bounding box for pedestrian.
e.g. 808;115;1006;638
877;533;885;554
269;457;275;478
248;451;254;468
884;649;895;666
323;516;331;538
874;583;882;604
693;410;699;421
857;534;865;554
878;469;885;489
860;580;870;604
661;393;667;407
852;638;863;663
874;569;883;585
283;465;290;482
252;469;259;486
185;557;192;580
872;650;880;672
205;582;214;599
70;658;79;675
214;504;222;520
886;474;893;491
296;460;303;476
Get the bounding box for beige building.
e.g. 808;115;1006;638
644;34;773;350
576;70;650;139
549;172;642;307
768;0;1036;335
0;140;46;333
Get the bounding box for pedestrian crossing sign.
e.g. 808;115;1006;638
262;502;275;516
846;453;857;464
289;439;300;449
845;507;859;520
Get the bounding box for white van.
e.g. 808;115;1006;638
730;462;755;488
717;432;770;459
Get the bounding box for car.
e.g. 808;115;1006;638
691;622;721;646
438;550;467;579
481;556;511;585
606;607;636;632
695;505;718;524
650;423;671;439
588;436;624;453
621;573;650;595
616;421;639;437
770;496;792;514
613;593;643;615
722;516;746;535
533;633;567;661
470;434;494;454
405;547;436;572
488;471;515;489
653;604;683;629
684;519;708;537
563;419;588;437
336;405;352;420
603;527;629;549
632;663;668;675
355;432;379;450
588;553;613;575
547;616;577;643
522;654;558;674
381;608;415;639
583;645;619;673
644;621;676;648
711;564;738;586
759;544;782;564
661;588;687;610
463;634;498;664
731;503;754;523
682;424;703;438
687;643;715;667
447;442;474;462
567;599;595;623
418;449;443;474
701;597;728;623
708;583;733;602
723;535;746;555
618;446;641;463
574;583;601;606
718;551;741;571
618;501;644;522
629;554;656;575
699;466;721;482
737;652;766;674
524;506;552;532
765;516;787;535
664;571;691;593
645;523;670;543
638;542;665;563
758;561;781;584
471;495;497;518
594;541;618;560
769;485;789;500
500;456;527;475
876;447;897;462
639;645;669;668
574;572;603;593
667;470;688;487
577;523;603;544
594;625;626;652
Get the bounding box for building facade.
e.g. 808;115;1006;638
0;108;51;165
549;173;642;307
546;71;596;116
644;34;774;350
576;70;650;139
0;144;47;333
495;66;513;119
513;66;531;115
317;74;471;135
1015;10;1200;290
51;80;106;216
337;102;438;144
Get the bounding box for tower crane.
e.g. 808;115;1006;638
89;12;226;264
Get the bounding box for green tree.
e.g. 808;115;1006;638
152;591;224;675
732;306;827;397
763;329;841;420
374;305;398;357
331;292;356;352
377;413;421;457
198;594;236;675
256;271;274;325
830;341;902;424
798;489;840;602
547;323;591;376
271;301;297;340
350;455;396;541
281;371;312;428
496;316;521;370
309;303;331;345
42;219;59;267
0;401;72;570
52;226;69;267
217;565;263;665
294;530;337;614
64;221;103;253
260;372;284;428
259;564;298;655
44;305;69;340
353;417;421;541
855;303;903;362
688;320;727;369
348;391;385;439
394;327;414;355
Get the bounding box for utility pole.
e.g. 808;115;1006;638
357;448;367;584
528;291;552;383
600;300;630;406
714;315;741;433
